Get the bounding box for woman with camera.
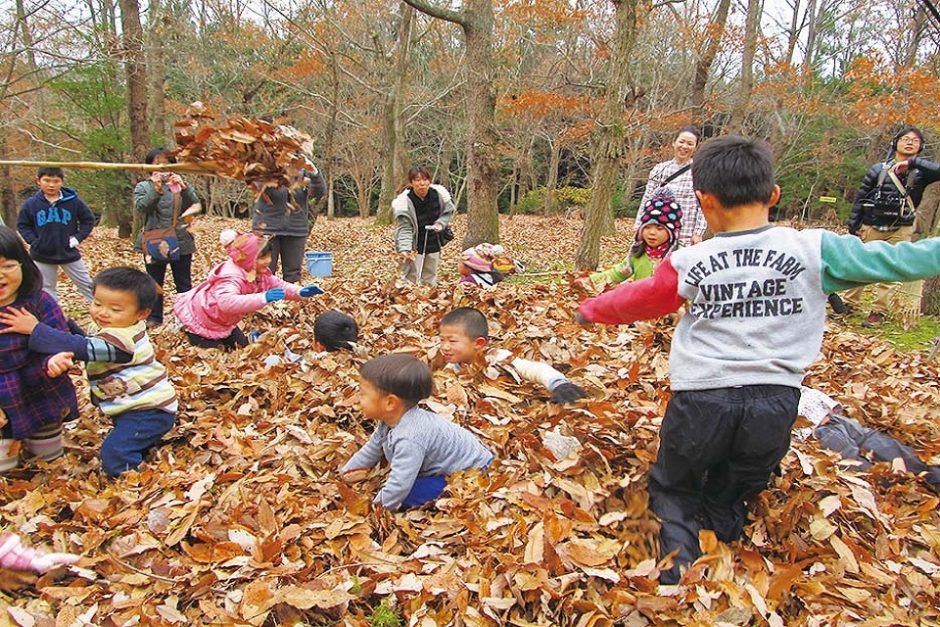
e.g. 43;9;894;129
845;127;940;325
134;146;201;328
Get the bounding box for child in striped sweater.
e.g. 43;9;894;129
0;267;177;477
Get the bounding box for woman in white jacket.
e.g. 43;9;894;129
392;166;456;286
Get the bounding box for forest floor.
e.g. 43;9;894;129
1;214;938;626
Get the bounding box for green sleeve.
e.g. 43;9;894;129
590;257;633;285
820;231;940;293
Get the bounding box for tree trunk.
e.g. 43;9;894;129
0;135;17;226
376;3;415;224
403;0;500;247
784;0;802;66
543;138;561;213
690;0;731;122
324;52;339;219
916;181;940;313
576;0;639;270
803;0;819;78
460;1;500;247
727;0;760;133
119;0;149;239
148;0;170;144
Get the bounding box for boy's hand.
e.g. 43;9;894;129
551;382;587;404
0;307;40;335
47;352;75;377
342;468;370;483
574;310;594;329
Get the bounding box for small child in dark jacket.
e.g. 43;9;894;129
17;167;96;302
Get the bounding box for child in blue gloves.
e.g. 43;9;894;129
174;230;322;349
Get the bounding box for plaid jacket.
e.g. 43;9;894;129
634;159;706;244
0;290;78;439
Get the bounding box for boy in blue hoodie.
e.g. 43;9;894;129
17;167;96;302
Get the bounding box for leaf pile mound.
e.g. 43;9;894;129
1;216;938;626
173;102;316;193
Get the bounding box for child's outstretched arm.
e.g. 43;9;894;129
500;352;586;404
578;257;685;325
819;232;940;292
0;308;132;363
340;428;385;475
0;532;79;573
590;258;632;286
214;278;276;315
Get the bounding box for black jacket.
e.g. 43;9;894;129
17;188;96;264
848;157;940;233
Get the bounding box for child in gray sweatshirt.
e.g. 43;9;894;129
340;353;493;510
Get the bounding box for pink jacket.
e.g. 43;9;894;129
174;259;301;339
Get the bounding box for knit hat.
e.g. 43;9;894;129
636;188;682;244
225;231;264;279
460;247;492;273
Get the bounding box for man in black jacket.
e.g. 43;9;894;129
844;127;940;326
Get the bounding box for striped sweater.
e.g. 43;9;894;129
84;322;177;415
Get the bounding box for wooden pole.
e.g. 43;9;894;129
0;159;218;175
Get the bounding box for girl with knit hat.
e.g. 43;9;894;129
458;243;505;287
174;230;323;350
590;188;683;287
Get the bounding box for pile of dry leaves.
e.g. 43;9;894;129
1;216;937;626
173;102;316;194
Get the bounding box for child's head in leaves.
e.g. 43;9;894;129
314;310;359;352
439;307;489;365
359;354;432;422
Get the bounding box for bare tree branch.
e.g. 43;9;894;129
401;0;466;28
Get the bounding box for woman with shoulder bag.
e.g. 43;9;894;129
392;166;456;287
134;146;200;328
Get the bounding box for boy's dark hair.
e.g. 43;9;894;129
0;226;42;297
691;136;775;209
440;307;488;340
314;310;359;352
93;267;158;312
676;125;701;143
145;147;176;165
36;167;64;180
360;353;432;406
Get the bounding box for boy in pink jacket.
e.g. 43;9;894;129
174;230;322;350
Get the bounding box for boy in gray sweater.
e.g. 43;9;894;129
340;353;493;510
577;136;940;584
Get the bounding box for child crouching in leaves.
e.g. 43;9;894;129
340;353;494;510
590;188;683;288
0;267;177;477
438;307;586;404
174;229;323;350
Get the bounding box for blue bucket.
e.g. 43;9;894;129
305;251;333;277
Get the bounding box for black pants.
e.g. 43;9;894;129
649;385;800;584
145;254;193;324
184;327;248;350
267;235;306;284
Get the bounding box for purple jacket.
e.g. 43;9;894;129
0;290;78;438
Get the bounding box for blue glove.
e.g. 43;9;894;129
264;288;286;303
299;285;324;298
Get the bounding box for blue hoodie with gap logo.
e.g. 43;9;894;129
17;187;96;264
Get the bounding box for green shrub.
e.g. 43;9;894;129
514;186;591;214
368;598;402;627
